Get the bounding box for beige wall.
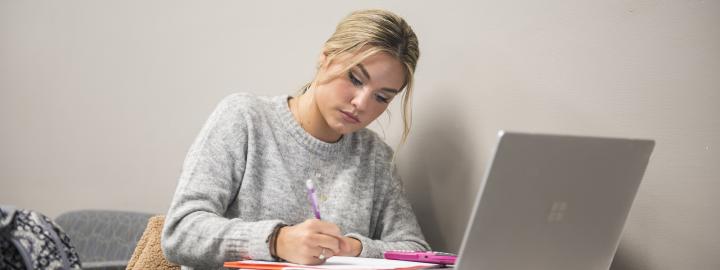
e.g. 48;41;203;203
1;1;718;269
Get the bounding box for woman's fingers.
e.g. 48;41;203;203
309;233;341;254
336;236;356;256
314;246;335;260
277;219;351;264
304;219;342;237
295;245;335;265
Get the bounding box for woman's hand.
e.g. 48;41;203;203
338;236;362;257
275;219;361;264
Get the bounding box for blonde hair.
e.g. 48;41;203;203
302;9;420;148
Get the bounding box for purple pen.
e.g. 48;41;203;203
305;179;322;219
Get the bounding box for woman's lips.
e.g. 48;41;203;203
340;110;360;123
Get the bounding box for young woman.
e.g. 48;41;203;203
161;9;429;268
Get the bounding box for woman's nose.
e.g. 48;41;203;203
350;88;371;112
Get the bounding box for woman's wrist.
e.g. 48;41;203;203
267;224;287;261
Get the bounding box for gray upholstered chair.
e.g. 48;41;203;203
54;210;155;270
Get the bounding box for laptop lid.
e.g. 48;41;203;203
454;131;655;270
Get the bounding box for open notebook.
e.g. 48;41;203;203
224;256;440;270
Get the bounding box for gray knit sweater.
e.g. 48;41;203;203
161;93;429;269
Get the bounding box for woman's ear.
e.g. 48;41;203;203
316;50;328;69
311;50;329;89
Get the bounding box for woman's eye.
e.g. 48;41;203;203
348;71;363;86
375;94;390;103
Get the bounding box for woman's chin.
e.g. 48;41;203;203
331;121;361;135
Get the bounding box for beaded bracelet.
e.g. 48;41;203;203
267;223;288;261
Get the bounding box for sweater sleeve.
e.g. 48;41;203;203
161;94;283;268
346;165;431;258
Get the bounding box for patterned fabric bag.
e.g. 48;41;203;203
0;206;82;270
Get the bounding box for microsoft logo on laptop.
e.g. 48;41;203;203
547;201;568;223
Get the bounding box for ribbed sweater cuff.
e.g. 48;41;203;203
232;219;283;261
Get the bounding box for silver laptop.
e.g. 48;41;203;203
454;131;655;270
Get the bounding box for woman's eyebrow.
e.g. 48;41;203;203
357;64;372;80
357;64;400;94
381;88;400;94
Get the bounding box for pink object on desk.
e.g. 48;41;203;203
384;250;457;265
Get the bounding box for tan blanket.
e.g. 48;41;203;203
126;215;179;270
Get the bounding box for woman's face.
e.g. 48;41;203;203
314;51;406;137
